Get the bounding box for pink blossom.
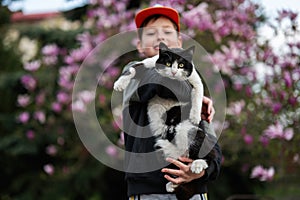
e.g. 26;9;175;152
35;92;46;106
51;102;62;113
26;130;35;140
106;66;120;78
118;132;125;146
263;123;294;141
43;164;55;175
89;0;98;5
106;145;118;157
46;145;58;156
283;71;292;88
17;94;31;107
112;120;120;131
209;51;232;75
24;60;41;71
227;100;245;116
98;94;106;105
58;66;78;90
34;111;46;124
72;100;86;112
77;90;95;103
245;86;253;97
259;136;270;147
43;56;58;66
272;102;282;114
42;44;60;56
263;123;283;139
277;10;298;22
182;3;213;31
57;91;70;104
284;128;294;141
18;112;30;123
64;46;91;65
251;165;275;181
243;134;253;145
57;137;65;146
288;96;297;106
293;154;299;163
21;75;37;91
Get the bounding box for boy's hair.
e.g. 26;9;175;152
137;14;179;39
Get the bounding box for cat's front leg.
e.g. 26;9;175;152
141;54;159;68
188;70;204;124
190;159;208;174
166;182;178;192
189;87;202;124
113;67;136;91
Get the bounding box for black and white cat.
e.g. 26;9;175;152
114;42;203;125
114;42;212;199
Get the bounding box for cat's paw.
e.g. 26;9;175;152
113;68;135;91
166;182;178;192
189;111;201;125
113;78;127;91
190;159;208;174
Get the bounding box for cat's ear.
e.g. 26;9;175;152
159;42;169;51
186;46;195;55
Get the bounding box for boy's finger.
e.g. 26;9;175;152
178;156;193;163
163;175;185;185
161;168;181;176
165;157;187;169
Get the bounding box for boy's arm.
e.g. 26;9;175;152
162;122;222;184
193;121;222;182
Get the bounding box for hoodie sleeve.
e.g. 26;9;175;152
198;121;222;182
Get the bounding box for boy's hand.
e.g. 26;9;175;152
161;157;205;185
202;96;215;123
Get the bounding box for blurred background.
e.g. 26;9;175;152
0;0;299;199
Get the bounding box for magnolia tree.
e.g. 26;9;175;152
15;0;299;192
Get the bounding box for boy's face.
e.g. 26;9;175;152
137;16;182;57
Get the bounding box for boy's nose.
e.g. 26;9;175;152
157;30;165;41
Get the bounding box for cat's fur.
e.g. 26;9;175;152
114;42;214;200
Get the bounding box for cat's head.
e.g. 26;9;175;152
155;42;195;80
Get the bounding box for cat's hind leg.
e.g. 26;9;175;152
166;182;178;192
155;139;182;159
190;159;208;174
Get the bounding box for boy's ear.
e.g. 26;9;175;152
177;35;183;48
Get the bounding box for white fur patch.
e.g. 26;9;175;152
142;55;159;68
148;96;185;137
190;159;208;174
166;182;178;192
113;67;136;91
188;69;203;124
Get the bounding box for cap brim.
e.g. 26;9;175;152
135;6;180;31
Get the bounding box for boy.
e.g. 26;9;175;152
122;4;222;200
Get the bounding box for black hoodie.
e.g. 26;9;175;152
121;61;222;197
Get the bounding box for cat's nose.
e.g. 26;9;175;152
172;71;177;75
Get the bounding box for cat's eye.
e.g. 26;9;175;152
166;62;171;67
179;63;184;68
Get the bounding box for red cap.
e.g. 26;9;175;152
135;4;180;32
